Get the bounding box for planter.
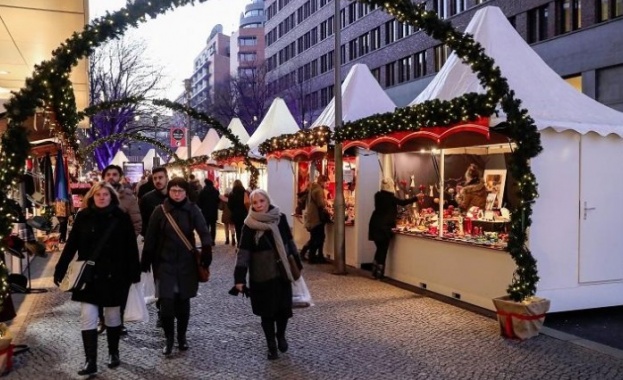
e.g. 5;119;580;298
492;296;550;340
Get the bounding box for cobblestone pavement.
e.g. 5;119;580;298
5;230;623;379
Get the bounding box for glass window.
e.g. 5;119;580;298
414;50;427;78
239;37;257;46
528;5;549;43
434;45;451;72
598;0;623;21
558;0;581;34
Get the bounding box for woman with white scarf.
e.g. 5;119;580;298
233;189;301;360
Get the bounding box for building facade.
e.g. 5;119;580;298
264;0;623;114
231;0;267;78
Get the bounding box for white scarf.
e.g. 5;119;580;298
244;206;294;282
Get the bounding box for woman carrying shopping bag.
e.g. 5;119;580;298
54;181;140;376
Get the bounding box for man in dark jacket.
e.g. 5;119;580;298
196;179;220;245
139;167;169;237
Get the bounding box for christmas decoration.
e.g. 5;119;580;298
258;126;333;156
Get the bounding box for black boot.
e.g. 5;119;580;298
261;319;278;360
162;317;175;356
231;236;236;246
276;318;289;353
300;243;309;261
106;326;121;369
177;314;189;351
377;264;385;280
78;329;98;376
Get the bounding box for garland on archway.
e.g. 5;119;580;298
78;133;178;162
343;0;542;301
258;126;333;155
0;0;212;310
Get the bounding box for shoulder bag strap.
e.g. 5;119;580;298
162;206;193;251
87;219;119;263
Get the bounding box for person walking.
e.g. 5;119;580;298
53;181;140;376
138;166;169;328
141;177;213;356
196;179;220;245
304;175;329;264
227;179;250;246
220;189;236;246
233;189;299;360
368;178;417;280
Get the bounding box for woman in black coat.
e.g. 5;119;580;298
227;179;249;246
54;181;140;376
368;178;417;280
233;189;300;361
141;177;213;356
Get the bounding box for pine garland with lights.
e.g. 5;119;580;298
259;126;333;155
349;0;542;301
0;0;210;311
79;132;178;162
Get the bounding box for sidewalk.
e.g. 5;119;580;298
5;228;623;379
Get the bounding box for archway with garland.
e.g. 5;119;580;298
0;0;543;310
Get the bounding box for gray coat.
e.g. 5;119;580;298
142;199;212;299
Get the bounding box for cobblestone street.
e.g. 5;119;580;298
5;230;623;379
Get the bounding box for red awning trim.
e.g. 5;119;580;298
266;145;328;160
342;118;490;151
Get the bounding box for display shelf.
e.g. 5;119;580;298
393;228;507;251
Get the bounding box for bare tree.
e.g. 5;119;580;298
210;63;273;134
281;76;322;129
86;36;166;170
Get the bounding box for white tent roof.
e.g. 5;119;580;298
142;149;162;171
410;6;623;138
312;63;396;129
212;118;250;152
246;97;300;154
193;128;220;157
110;150;129;167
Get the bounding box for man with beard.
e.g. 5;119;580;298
138;166;169;328
100;164;142;336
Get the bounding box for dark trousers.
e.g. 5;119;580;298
308;223;326;261
234;220;244;245
373;238;391;267
160;294;191;342
206;219;217;244
58;217;68;242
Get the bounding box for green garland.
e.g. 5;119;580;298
347;0;542;301
0;0;213;310
259;126;333;155
79;132;178;162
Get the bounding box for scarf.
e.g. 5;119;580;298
244;206;293;282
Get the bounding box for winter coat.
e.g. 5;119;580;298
220;200;232;224
228;189;249;225
304;182;327;230
117;186;142;236
54;206;140;306
197;184;220;223
368;191;417;242
234;213;294;319
141;199;212;299
459;182;487;211
139;189;167;237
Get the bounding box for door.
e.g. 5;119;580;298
579;133;623;283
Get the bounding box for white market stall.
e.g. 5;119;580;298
189;128;221;182
211;118;252;192
246;97;300;225
142;148;162;172
378;6;623;312
291;63;397;268
109;149;129;167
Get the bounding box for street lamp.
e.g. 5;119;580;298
333;0;346;274
184;79;192;160
152;114;160;168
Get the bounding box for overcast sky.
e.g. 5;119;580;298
88;0;249;98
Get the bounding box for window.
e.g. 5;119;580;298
385;19;396;44
414;50;427;78
239;52;257;62
557;0;581;34
397;56;411;83
528;5;549;43
370;27;381;51
597;0;623;22
239;37;257;46
564;74;582;91
371;67;381;84
434;45;451;72
385;62;396;87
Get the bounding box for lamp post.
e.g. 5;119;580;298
152;114;160;168
333;0;346;274
184;79;192;162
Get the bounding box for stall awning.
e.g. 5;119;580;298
266;145;329;161
341;118;508;153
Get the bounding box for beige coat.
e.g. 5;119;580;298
117;187;142;236
304;182;326;230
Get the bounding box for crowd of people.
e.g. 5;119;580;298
52;165;305;375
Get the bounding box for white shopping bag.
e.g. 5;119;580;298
292;275;313;308
141;271;157;305
124;283;149;323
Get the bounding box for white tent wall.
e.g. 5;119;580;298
266;159;295;227
532;130;623;312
